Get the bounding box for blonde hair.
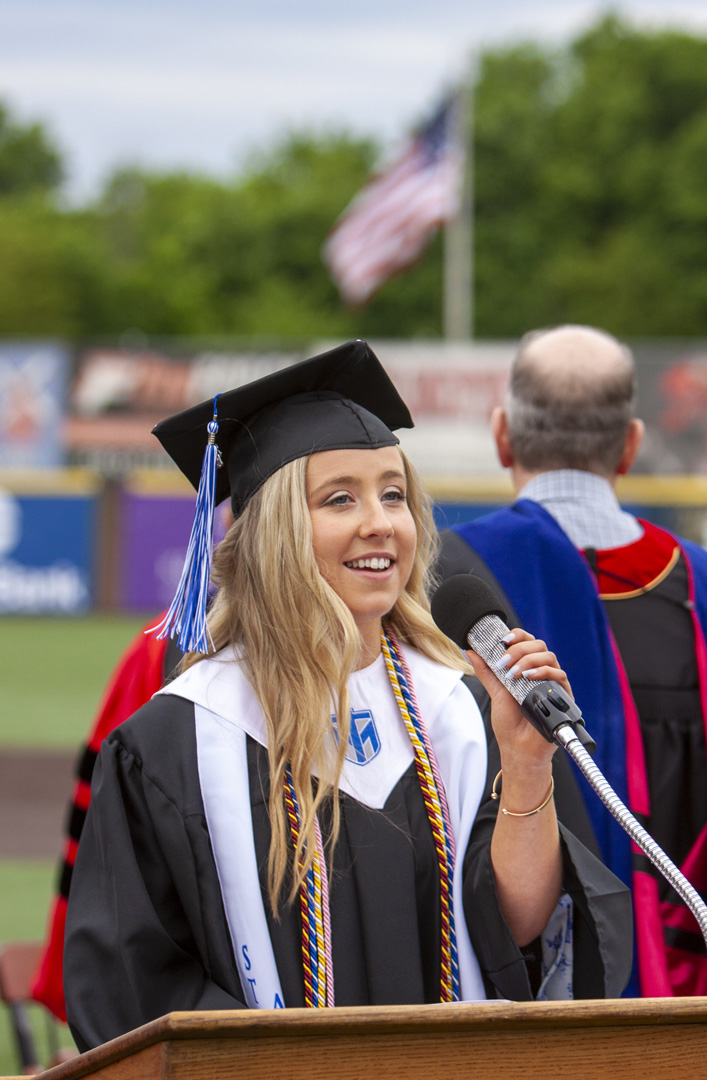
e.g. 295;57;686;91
184;449;469;912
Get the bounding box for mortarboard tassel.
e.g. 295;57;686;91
149;395;221;654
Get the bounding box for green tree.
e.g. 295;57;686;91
0;102;63;196
85;134;381;339
472;15;707;336
0;197;110;336
0;99;96;335
197;132;378;337
7;15;707;341
473;44;559;336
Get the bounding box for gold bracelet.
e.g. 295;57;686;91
491;769;555;817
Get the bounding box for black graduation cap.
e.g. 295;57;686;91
153;339;413;517
150;340;413;653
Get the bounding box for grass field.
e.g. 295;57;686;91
0;615;146;748
0;616;146;1072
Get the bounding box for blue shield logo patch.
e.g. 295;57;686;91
345;709;381;765
332;709;381;765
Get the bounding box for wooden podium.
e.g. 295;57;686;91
6;998;707;1080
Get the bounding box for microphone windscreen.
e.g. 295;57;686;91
430;574;509;649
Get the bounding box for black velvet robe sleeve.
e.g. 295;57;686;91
63;697;246;1053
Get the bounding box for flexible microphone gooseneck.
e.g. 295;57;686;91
431;573;707;949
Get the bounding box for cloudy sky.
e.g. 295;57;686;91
3;0;707;200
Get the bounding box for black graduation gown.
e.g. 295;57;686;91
64;689;632;1052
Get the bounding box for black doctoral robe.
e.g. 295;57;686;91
64;687;632;1052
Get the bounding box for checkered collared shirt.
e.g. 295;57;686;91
518;470;643;550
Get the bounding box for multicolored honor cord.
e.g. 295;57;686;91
381;628;461;1003
284;765;334;1007
284;627;460;1007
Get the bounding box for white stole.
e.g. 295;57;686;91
161;645;489;1007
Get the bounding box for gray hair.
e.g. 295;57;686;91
505;327;637;475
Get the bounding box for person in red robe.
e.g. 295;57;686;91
31;620;180;1021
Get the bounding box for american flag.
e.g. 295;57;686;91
323;96;464;306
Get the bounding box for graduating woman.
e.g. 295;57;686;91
64;342;631;1051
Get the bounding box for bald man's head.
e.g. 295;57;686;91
505;324;637;476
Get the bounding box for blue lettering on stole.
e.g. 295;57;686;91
332;709;381;765
241;944;258;1005
273;993;284;1008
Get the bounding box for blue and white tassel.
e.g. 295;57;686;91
150;395;221;654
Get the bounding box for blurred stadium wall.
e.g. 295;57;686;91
2;337;707;614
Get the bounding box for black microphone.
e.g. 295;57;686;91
431;574;596;753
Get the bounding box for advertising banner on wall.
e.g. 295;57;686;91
64;341;514;476
0;342;70;467
0;477;97;614
63;336;707;478
118;478;229;613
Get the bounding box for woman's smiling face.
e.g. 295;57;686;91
306;445;417;656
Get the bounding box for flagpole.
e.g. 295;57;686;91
443;62;474;341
